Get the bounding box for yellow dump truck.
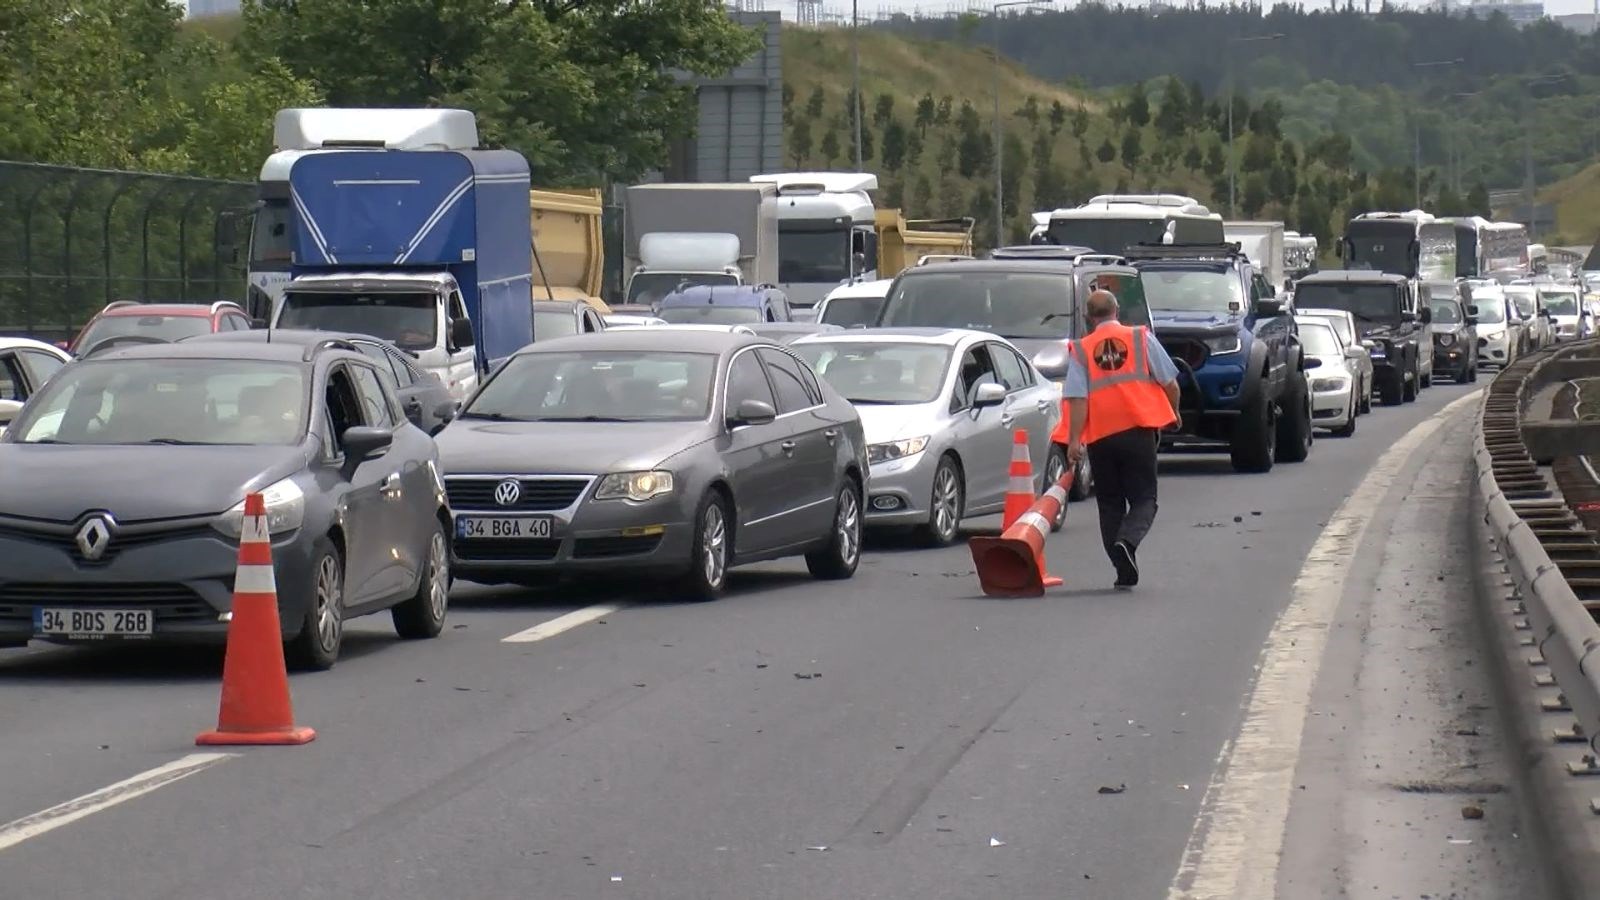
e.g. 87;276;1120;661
530;188;610;314
876;209;976;277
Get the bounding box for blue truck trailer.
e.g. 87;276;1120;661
267;110;533;398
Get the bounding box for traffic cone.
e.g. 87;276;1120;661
196;492;315;746
969;471;1072;597
1002;430;1035;531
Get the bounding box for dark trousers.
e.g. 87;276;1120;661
1086;426;1160;559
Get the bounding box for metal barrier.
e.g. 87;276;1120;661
1476;344;1600;766
0;161;254;342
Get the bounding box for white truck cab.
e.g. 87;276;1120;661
749;172;879;308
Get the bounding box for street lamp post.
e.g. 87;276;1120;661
1408;59;1462;209
1226;33;1283;219
852;0;862;170
991;0;1053;249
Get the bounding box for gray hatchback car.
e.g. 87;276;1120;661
435;330;868;600
0;336;451;669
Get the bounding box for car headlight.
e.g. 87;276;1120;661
1362;339;1386;358
1311;377;1349;392
212;477;305;538
1204;334;1242;355
594;470;675;502
868;435;930;464
1435;333;1455;347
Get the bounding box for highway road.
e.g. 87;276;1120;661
0;379;1552;899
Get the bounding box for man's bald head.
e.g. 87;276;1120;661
1086;289;1119;324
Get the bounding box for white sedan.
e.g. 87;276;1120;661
0;336;72;433
1295;318;1357;437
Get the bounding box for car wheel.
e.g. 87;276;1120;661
807;478;862;580
678;491;730;601
1040;446;1070;532
1275;380;1312;463
915;455;964;547
286;537;344;671
1332;396;1357;437
1359;374;1373;414
1401;363;1418;402
393;521;450;640
1421;367;1432;388
1230;388;1275;473
1065;446;1094;503
1467;360;1478;383
1381;370;1404;406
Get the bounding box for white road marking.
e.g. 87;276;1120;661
0;752;235;853
1167;390;1483;900
502;603;625;644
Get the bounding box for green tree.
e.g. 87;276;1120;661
1203;141;1226;178
1120;128;1143;177
906;129;925;166
1016;95;1040;127
1186;80;1206;130
1096;137;1116;164
1002;131;1027;218
1071;103;1090;140
873;93;895;127
1466;182;1491;217
790;117;813;168
882;119;908;171
915;93;936;135
1242;133;1276;173
1183;142;1204;172
912;174;935;214
1242;173;1269;217
958;126;990;178
1268;163;1296;208
807;85;827;118
1125;81;1150;128
935;95;954;126
820;127;841;165
1049;99;1067;135
1154;76;1188;140
860;121;875;163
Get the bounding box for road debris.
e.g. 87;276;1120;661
989;837;1005;847
1462;804;1485;820
1098;784;1126;794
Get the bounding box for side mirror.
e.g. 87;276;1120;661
448;318;475;351
1031;345;1069;380
1253;298;1284;317
0;398;23;425
1344;346;1363;358
1304;357;1324;369
973;382;1007;407
435;400;460;426
1401;310;1417;323
1419;307;1433;325
341;425;393;463
1465;315;1479;326
728;398;777;428
1466;305;1480;319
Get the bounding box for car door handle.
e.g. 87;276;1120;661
823;429;838;444
999;414;1015;427
381;472;403;498
780;440;797;455
1035;399;1051;411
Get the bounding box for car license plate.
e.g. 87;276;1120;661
33;608;153;638
456;516;553;539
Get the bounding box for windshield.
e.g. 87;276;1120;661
1138;269;1244;312
881;272;1072;339
279;291;437;352
1506;289;1537;316
792;342;952;405
1299;311;1354;345
1344;222;1417;277
1473;296;1506;323
658;305;763;325
465;350;716;422
1298;321;1340;356
534;309;579;340
8;359;306;445
1046;218;1165;254
819;296;886;328
1429;301;1461;324
778;227;851;283
1292;283;1403;323
628;272;738;308
250;198;292;268
1543;291;1579;315
75;313;212;352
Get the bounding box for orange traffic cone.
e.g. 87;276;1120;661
969;471;1072;597
196;492;315;746
1002;430;1035;531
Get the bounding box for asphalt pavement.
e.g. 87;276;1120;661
0;377;1544;899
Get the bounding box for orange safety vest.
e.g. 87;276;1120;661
1061;322;1176;445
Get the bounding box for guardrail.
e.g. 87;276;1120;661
1476;342;1600;772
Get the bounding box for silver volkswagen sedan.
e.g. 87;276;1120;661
435;330;867;600
791;328;1060;546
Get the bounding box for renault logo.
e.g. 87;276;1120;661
75;514;115;561
493;480;522;507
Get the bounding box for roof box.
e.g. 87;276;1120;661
750;172;879;195
1087;193;1203;209
272;108;479;152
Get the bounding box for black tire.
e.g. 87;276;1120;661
1467;360;1479;383
1331;396;1357;437
1380;370;1404;406
286;536;344;671
806;479;862;580
392;520;450;640
678;490;731;601
915;455;964;547
1420;367;1432;388
1067;449;1094;503
1275;379;1312;463
1043;445;1069;532
1230;389;1276;473
1401;361;1418;402
1358;375;1373;414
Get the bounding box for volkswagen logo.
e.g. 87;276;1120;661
74;514;116;561
493;480;522;507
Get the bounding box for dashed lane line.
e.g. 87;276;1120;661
0;752;236;853
1166;389;1484;900
501;603;626;644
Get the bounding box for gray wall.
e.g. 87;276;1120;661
662;10;784;183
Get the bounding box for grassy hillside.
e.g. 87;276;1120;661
1542;160;1600;248
782;26;1226;248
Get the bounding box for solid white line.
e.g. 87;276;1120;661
1167;389;1483;900
0;752;235;853
501;603;625;644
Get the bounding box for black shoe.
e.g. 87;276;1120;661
1111;540;1138;588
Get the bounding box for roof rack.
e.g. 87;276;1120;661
988;245;1128;265
1120;241;1244;261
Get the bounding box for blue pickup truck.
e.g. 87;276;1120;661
1126;243;1313;473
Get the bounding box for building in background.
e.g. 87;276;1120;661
660;10;784;183
187;0;241;16
1454;0;1547;27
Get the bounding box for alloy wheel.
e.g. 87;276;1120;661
427;532;449;621
314;554;342;652
702;504;727;588
836;486;861;568
932;466;960;541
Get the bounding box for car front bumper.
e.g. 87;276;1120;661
0;523;318;647
861;450;941;527
1434;342;1469;372
1478;332;1510;364
449;492;697;580
1310;382;1354;429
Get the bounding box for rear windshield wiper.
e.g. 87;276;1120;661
457;411;533;422
536;415;632;422
140;438;213;445
845;398;898;405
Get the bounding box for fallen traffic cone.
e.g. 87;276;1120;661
1002;429;1034;531
969;471;1072;597
196;492;315;746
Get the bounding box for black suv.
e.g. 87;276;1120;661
1293;271;1430;405
874;254;1151;501
1128;243;1312;473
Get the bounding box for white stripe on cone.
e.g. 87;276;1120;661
1018;511;1051;534
1009;476;1034;494
242;512;270;545
234;563;277;595
1045;485;1068;505
1011;443;1030;462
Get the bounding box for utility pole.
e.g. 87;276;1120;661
1413;119;1421;209
852;0;862;171
1525;131;1535;239
1226;33;1284;218
990;0;1053;249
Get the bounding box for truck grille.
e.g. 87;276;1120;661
1160;338;1210;371
444;478;590;511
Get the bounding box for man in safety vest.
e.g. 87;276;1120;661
1059;289;1181;589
